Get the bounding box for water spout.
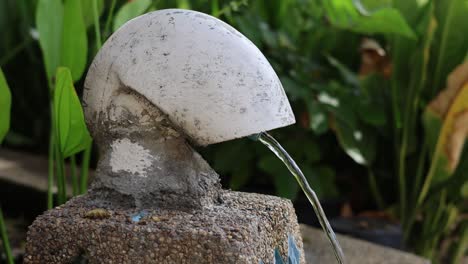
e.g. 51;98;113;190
256;132;346;264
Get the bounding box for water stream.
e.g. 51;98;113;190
255;132;346;264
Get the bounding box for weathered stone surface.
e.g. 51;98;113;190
301;225;431;264
84;9;295;147
25;191;305;264
88;92;222;210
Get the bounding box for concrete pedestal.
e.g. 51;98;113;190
24;190;304;264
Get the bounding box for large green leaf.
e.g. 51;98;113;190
36;0;63;83
81;0;104;28
387;0;431;129
61;0;88;82
113;0;152;32
353;8;415;38
307;101;329;135
430;0;468;96
210;139;254;190
0;68;11;143
304;166;338;199
53;67;92;158
323;0;415;38
333;118;376;165
258;155;299;200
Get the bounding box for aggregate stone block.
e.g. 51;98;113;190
25;191;305;264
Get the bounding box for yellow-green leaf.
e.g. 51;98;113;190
54;67;92;158
421;62;468;203
0;68;11;143
61;0;88;82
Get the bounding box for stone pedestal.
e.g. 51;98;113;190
24;191;305;264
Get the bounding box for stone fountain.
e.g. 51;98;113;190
24;9;305;264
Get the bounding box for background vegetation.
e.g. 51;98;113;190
0;0;467;263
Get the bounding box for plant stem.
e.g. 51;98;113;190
47;132;55;209
70;155;78;196
398;139;407;222
367;169;385;209
0;208;14;264
93;0;102;50
54;140;66;205
0;37;33;67
80;141;92;194
450;222;468;264
103;0;117;38
404;145;428;239
211;0;220;17
412;144;428;204
417;158;436;207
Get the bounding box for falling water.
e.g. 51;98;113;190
255;132;346;264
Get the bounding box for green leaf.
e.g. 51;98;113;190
258;155;299;200
357;100;386;126
61;0;88;82
0;68;11;143
333;117;376;166
284;138;321;163
327;56;360;87
301;165;338;199
36;0;63;83
210;140;254;190
430;0;468;96
113;0;152;32
53;67;92;158
353;8;415;38
307;101;329;135
323;0;415;38
81;0;104;28
176;0;191;9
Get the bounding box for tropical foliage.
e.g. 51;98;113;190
0;0;467;262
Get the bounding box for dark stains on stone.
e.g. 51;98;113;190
194;118;201;130
168;17;175;26
147;20;153;28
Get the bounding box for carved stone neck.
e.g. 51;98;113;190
89;90;221;209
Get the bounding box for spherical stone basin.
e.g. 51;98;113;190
24;190;305;264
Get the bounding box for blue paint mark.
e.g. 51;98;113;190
131;210;148;222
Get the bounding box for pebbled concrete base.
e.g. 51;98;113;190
301;225;431;264
24;190;304;264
